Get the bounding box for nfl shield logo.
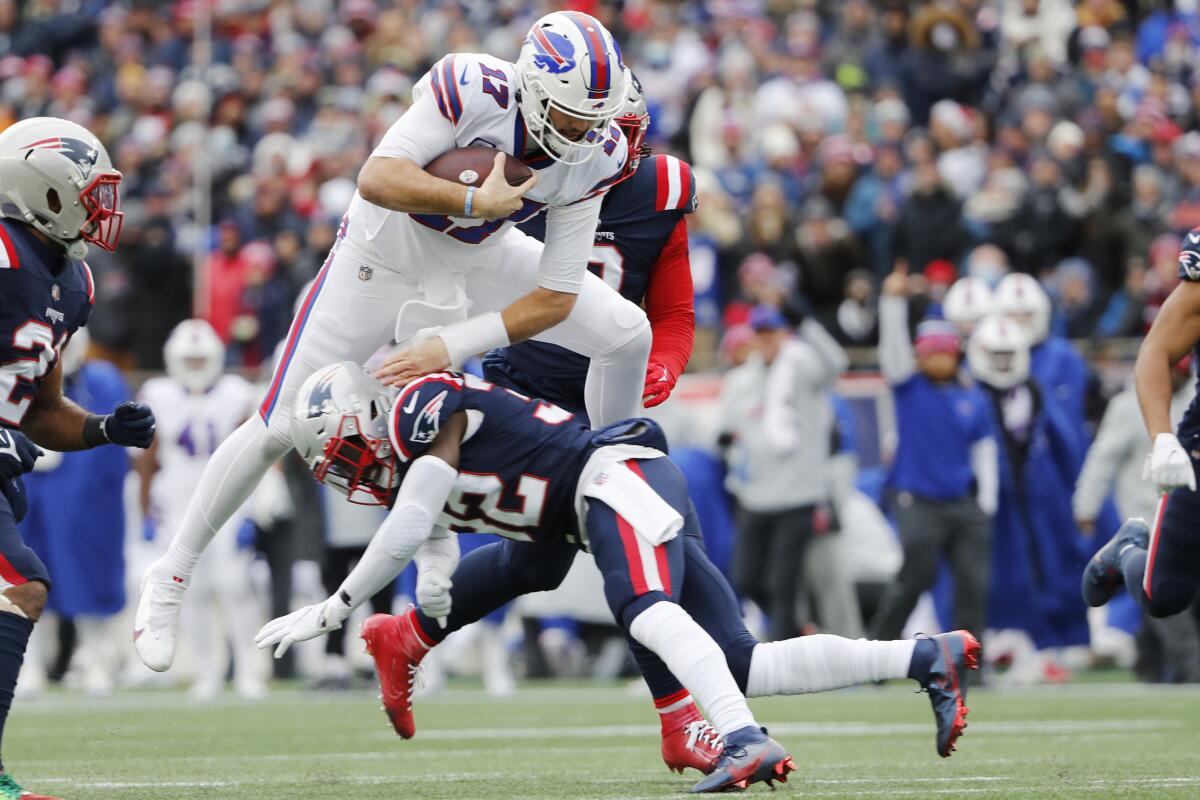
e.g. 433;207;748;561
50;284;60;301
358;266;373;282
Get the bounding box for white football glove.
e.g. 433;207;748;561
254;593;353;658
416;570;453;628
1143;433;1197;493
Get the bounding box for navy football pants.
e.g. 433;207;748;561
414;457;760;692
1125;486;1200;618
0;491;50;593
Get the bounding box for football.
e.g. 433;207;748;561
424;146;533;188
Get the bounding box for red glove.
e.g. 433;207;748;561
642;362;677;408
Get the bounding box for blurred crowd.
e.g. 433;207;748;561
2;0;1199;368
7;0;1200;693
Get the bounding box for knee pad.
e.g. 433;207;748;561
596;304;650;360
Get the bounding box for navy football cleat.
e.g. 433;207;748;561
1081;518;1149;608
690;726;795;793
917;630;981;758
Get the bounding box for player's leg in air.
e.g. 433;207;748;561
458;228;652;427
134;240;423;671
1083;233;1200;621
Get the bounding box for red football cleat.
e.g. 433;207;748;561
361;610;434;739
660;702;722;775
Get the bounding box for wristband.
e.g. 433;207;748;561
439;312;510;368
82;414;109;448
463;186;476;218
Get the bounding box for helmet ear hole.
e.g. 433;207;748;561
46;188;61;214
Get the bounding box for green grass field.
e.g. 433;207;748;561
8;681;1200;799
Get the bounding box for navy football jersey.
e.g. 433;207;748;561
0;220;93;428
500;154;697;409
389;371;596;543
1177;228;1200;438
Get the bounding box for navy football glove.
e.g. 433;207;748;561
0;428;41;479
103;402;156;448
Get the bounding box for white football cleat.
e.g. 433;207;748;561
133;560;188;672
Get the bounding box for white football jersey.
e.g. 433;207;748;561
343;52;629;288
140;374;257;522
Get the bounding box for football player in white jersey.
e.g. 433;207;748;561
134;11;653;671
136;321;266;696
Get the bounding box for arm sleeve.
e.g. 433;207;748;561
795;317;849;387
878;295;917;384
538;195;603;294
644;217;695;377
369;87;457;167
336;455;458;605
1073;391;1136;522
970;436;999;516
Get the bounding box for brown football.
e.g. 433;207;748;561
424;146;533;188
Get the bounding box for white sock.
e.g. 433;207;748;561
628;602;757;736
746;635;916;696
163;417;288;578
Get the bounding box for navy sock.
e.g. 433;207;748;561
907;637;938;682
0;611;33;772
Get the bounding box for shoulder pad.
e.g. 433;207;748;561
424;54;470;127
650;154;697;213
1180;229;1200;282
389;372;466;462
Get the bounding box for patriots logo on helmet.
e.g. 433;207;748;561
410;390;448;445
22;137;100;179
528;27;576;75
1180;248;1200;282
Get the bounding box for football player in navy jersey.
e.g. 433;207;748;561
259;363;980;792
1084;229;1200;621
0;117;155;800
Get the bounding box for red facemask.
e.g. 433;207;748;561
313;416;397;507
613;111;650;186
79;172;123;252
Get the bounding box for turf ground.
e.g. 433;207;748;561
8;680;1200;800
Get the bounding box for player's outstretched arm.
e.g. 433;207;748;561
255;413;466;656
1136;281;1200;492
878;267;917;385
21;360;155;451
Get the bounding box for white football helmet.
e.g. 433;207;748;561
516;11;630;164
943;277;994;337
60;325;90;378
994;272;1052;344
0;117;123;260
290;362;399;506
968;315;1032;391
164;319;225;395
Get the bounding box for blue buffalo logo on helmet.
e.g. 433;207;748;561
528;27;576;74
21;136;100;179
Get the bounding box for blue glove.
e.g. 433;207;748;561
103;402;156;448
0;428;41;479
